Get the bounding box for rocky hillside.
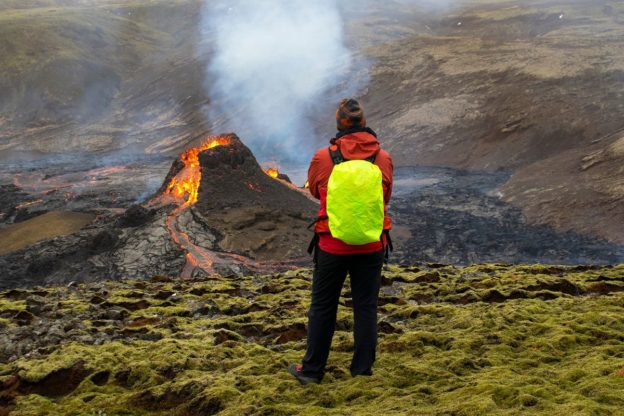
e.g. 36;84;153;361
1;264;624;415
0;0;210;159
356;0;624;244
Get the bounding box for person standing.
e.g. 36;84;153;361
288;98;393;384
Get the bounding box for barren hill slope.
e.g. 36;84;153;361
360;1;624;169
354;0;624;243
0;0;210;159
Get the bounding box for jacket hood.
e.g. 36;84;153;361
331;127;380;160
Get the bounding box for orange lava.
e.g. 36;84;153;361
266;168;279;178
164;136;230;207
165;205;220;276
186;252;199;267
161;136;231;276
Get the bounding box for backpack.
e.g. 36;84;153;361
326;146;384;245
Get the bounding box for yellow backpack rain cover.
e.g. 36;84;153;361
326;154;384;245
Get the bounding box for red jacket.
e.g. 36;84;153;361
308;128;393;255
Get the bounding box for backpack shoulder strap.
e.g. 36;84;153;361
329;145;378;164
328;145;345;165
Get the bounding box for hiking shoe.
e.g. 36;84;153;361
288;363;321;385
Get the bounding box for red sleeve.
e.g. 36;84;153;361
376;150;393;204
307;148;334;200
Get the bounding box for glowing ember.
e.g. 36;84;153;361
186;252;199;266
163;137;231;207
266;168;279;178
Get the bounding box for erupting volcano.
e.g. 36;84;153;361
0;133;319;288
151;133;317;277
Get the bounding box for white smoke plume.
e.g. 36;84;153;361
201;0;358;163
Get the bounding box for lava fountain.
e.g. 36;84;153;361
265;168;279;179
163;136;231;206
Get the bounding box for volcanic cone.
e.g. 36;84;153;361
159;133;317;262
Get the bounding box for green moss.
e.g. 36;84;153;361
4;264;624;415
0;298;26;313
57;299;90;314
16;352;81;383
137;305;188;318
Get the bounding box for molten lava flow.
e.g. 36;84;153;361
163;137;230;207
166;206;220;276
160;136;231;276
159;135;301;277
266;168;279;178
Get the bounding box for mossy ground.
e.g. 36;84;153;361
1;264;624;415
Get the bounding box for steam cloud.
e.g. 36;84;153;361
201;0;358;163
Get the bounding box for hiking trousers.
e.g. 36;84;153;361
302;248;384;379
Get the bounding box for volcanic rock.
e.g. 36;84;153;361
89;230;119;253
117;204;156;228
277;173;292;183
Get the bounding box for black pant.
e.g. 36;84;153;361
302;248;384;379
